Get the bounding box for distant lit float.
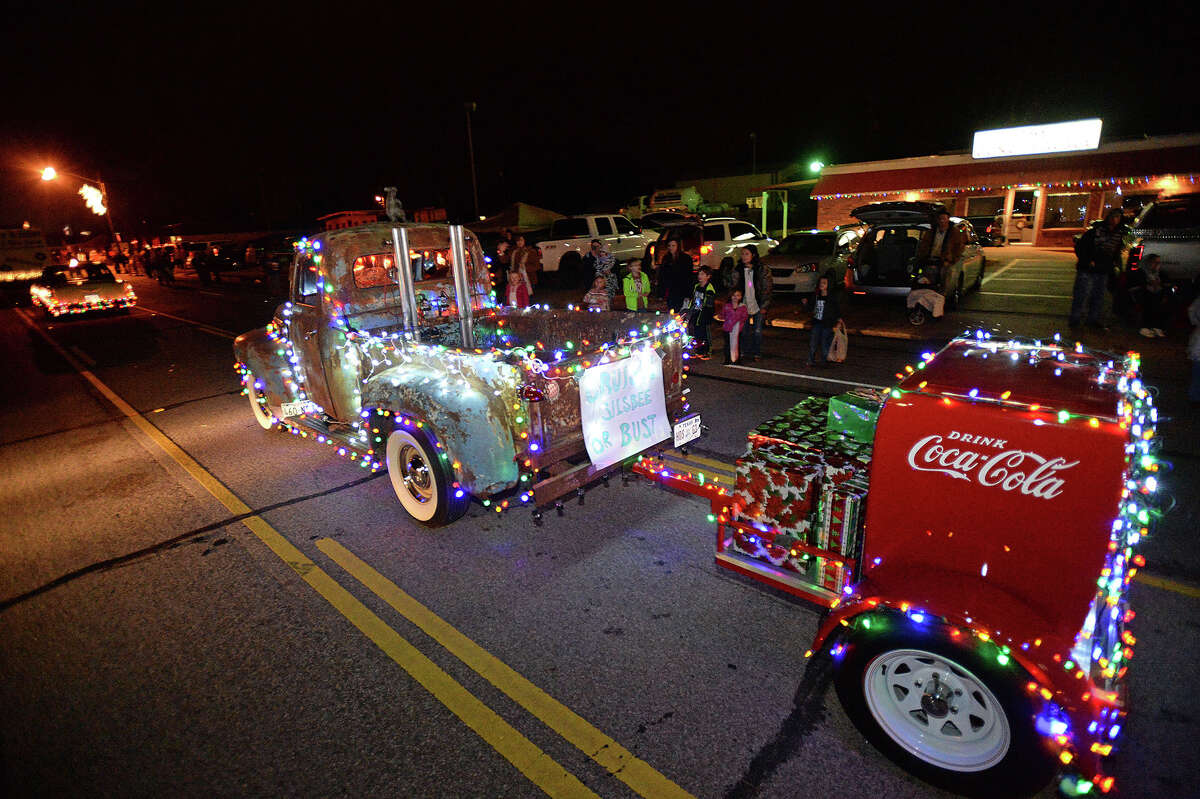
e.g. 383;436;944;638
29;261;137;318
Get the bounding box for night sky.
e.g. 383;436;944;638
2;1;1195;238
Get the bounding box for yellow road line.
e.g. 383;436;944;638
1136;571;1200;599
318;539;695;799
16;309;599;799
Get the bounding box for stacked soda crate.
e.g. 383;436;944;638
730;392;882;593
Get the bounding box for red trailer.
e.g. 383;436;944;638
637;334;1161;796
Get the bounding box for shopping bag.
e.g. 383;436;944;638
827;320;848;363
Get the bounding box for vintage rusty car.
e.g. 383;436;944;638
234;222;694;526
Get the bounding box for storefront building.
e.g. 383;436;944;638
809;133;1200;246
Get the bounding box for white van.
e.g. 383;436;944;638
647;186;703;213
0;228;51;285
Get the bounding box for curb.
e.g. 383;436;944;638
768;316;923;340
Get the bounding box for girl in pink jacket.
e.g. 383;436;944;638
722;289;749;365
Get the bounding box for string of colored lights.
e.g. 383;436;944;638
811;172;1198;201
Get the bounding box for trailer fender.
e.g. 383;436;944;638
362;359;522;496
809;587;1061;698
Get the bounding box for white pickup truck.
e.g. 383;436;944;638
536;214;655;284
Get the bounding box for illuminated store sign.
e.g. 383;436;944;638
972;119;1103;159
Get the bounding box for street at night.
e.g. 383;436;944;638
4;4;1200;798
2;247;1197;798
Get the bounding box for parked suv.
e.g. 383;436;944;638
844;201;985;308
766;226;864;294
1126;196;1200;284
645;218;776;278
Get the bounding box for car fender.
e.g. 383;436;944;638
233;327;292;406
361;354;522;496
537;240;586;272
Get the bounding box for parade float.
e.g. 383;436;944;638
234;219;696;526
637;333;1162;797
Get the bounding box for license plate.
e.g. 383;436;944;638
280;400;318;417
673;414;702;448
85;294;101;303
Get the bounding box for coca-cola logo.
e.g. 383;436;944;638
906;431;1077;500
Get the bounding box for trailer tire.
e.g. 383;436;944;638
833;622;1055;798
386;425;470;527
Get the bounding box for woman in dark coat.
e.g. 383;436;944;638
658;239;695;313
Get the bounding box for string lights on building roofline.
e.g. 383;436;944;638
812;173;1199;201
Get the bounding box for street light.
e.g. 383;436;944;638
41;165;120;243
809;160;825;173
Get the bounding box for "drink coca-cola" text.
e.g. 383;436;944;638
906;434;1077;499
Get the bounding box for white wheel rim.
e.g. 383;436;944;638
863;648;1010;772
386;429;439;522
247;375;275;430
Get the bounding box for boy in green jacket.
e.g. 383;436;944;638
623;260;651;311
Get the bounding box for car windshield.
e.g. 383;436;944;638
1138;199;1200;229
776;233;835;255
659;227;702;251
46;265;116;285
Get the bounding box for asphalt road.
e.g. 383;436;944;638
2;248;1197;799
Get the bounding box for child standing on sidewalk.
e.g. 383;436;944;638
688;267;716;358
807;274;841;367
583;275;611;311
722;289;749;365
507;265;531;308
623;260;651;311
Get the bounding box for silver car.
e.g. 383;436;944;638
766;226;864;294
844;201;986;309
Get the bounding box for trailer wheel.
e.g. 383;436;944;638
833;623;1055;798
386;426;470;527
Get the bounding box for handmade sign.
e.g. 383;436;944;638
579;346;669;470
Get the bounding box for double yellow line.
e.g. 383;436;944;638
17;309;692;799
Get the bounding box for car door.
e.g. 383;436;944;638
612;215;642;261
287;250;338;417
593;215;619;258
728;221;767;259
702;222;727;269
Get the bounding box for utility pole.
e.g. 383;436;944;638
465;102;480;221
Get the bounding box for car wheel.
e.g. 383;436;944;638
246;372;276;430
386;425;469;527
558;252;584;288
833;622;1055;797
907;305;928;326
974;257;985;290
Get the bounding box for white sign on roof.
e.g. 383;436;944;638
972;119;1103;160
